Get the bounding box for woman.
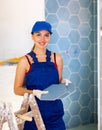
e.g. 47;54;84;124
14;21;66;130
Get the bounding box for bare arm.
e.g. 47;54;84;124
14;56;33;96
55;53;63;83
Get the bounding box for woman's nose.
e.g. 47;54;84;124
41;36;45;41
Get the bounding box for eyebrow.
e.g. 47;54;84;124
35;31;50;35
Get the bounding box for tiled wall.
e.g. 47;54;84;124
45;0;97;129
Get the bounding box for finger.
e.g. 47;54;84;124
42;91;49;94
65;82;69;86
37;94;42;99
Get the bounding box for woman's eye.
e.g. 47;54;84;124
35;32;50;37
36;33;41;36
45;34;50;37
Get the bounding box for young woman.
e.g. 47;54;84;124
14;21;66;130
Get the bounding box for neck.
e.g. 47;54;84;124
33;47;46;55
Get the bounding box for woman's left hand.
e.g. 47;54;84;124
61;78;72;86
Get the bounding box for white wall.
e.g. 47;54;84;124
0;0;45;61
0;65;23;129
0;0;45;129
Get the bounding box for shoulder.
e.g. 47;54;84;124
51;51;63;65
19;53;33;65
56;53;62;59
55;53;63;63
16;55;32;73
17;56;28;69
18;56;27;64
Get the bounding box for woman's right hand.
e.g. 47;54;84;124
33;90;48;99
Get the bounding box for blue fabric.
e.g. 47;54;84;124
23;49;66;130
31;21;52;34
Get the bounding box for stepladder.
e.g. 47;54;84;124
0;93;46;130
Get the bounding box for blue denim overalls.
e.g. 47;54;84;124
23;49;65;130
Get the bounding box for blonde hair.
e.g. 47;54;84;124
32;44;35;51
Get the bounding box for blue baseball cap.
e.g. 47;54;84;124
31;21;52;34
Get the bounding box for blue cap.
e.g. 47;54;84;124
31;21;52;34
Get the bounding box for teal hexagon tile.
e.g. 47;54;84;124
88;86;94;98
63;66;70;78
88;45;94;57
94;45;97;58
69;45;80;58
79;0;91;8
57;0;70;7
88;0;93;13
63;110;71;128
68;116;81;128
89;58;95;71
79;108;90;123
46;0;59;13
92;2;97;15
79;79;91;93
69;59;80;72
69;102;81;116
57;22;69;36
90;15;97;30
79;37;90;50
79;94;90;107
88;99;94;112
70;73;81;86
69;88;80;101
79;23;90;36
57;7;69;21
68;30;80;43
94;113;98;122
93;15;97;30
94;99;97;114
79;9;91;22
89;30;94;43
93;30;97;43
46;14;59;28
47;44;59;53
68;0;80;14
94;84;98;99
89;16;94;29
62;96;71;110
93;85;98;99
58;37;70;51
50;30;59;44
94;74;98;87
69;16;80;29
89;72;94;86
61;52;70;66
94;72;97;85
79;66;90;79
90;113;95;123
79;52;91;65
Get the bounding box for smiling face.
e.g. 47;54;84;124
32;30;51;50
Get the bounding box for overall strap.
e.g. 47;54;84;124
46;49;51;62
27;51;38;63
25;55;31;66
54;52;58;69
25;55;32;74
